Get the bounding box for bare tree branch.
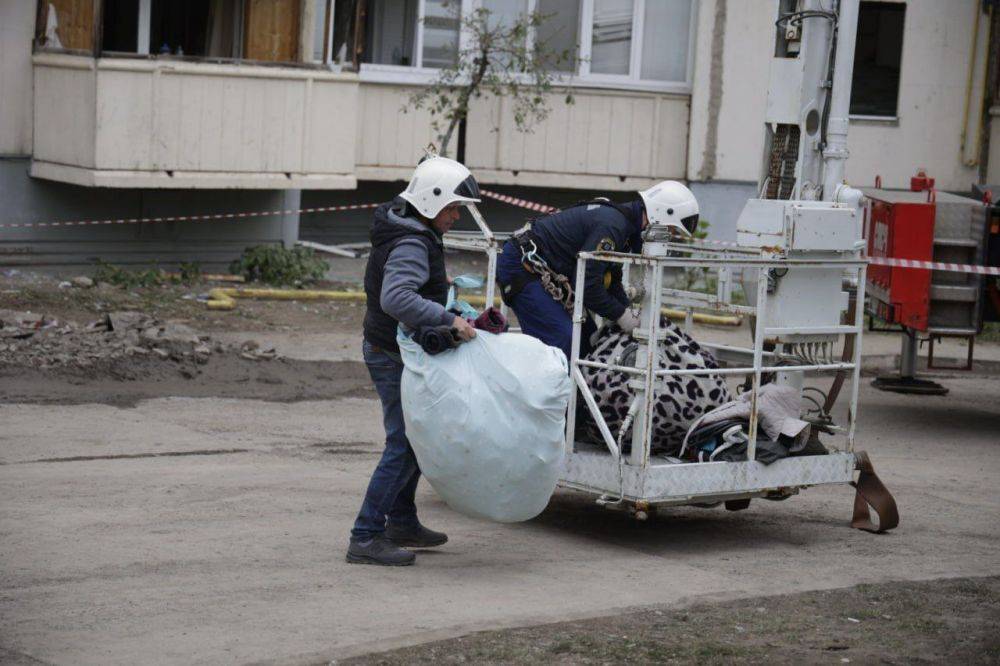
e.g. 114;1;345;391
406;5;579;158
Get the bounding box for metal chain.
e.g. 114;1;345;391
538;269;575;312
520;238;576;312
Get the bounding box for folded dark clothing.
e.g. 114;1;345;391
788;431;828;456
686;418;746;449
415;325;459;355
711;437;785;465
711;433;810;465
474;307;509;334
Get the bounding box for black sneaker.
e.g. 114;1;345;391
346;535;416;566
385;523;448;548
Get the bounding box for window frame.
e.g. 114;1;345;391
36;0;345;69
848;0;906;120
358;0;698;94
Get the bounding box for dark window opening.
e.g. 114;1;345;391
44;0;380;68
850;1;905;117
102;0;138;52
150;0;211;56
331;0;352;63
99;0;245;57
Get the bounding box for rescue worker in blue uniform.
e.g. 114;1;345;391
497;180;700;361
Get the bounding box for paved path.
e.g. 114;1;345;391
1;348;999;664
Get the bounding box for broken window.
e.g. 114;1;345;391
329;0;353;64
243;0;300;61
100;0;243;57
39;0;96;51
40;0;328;64
150;0;212;56
850;1;905;118
101;0;138;52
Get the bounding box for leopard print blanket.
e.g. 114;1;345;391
579;319;731;456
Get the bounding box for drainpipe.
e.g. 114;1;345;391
822;0;860;201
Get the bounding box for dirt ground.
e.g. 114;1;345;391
345;576;1000;665
1;272;374;406
2;272;1000;665
0;355;373;407
0;271;368;335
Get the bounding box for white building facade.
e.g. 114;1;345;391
1;0;996;266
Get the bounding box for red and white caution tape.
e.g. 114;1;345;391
480;189;557;214
867;255;1000;276
0;202;380;230
5;187;998;278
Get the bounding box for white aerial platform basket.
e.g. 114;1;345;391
561;245;867;511
450;203;896;529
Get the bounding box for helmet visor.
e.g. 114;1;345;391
453;174;481;202
681;214;699;235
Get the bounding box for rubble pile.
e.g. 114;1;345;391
0;309;276;370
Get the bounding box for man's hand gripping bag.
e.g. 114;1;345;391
399;331;572;522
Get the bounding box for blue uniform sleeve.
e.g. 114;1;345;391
580;217;630;321
606;265;629;308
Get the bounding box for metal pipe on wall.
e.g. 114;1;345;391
822;0;860;201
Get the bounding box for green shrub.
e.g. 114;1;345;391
93;260;165;288
230;244;328;286
93;260;205;288
178;261;202;282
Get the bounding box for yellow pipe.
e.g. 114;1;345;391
206;287;742;326
205;287;365;310
166;272;244;283
961;4;989;167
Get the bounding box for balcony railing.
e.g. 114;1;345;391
31;53;359;189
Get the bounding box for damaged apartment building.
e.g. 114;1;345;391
1;0;998;268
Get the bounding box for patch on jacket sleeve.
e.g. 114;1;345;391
596;237;616;252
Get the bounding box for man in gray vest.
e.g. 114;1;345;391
348;156;480;566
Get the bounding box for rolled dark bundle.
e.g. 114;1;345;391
416;325;459;355
474;307;509;334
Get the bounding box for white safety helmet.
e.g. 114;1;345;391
399;156;482;219
638;180;700;236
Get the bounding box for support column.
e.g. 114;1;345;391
281;189;301;249
899;331;918;379
871;329;948;395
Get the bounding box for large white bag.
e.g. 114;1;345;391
399;330;572;522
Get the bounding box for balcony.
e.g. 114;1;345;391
31;53;359;189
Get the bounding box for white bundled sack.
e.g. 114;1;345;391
399;330;572;522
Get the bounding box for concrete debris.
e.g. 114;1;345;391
71;276;94;288
0;309;278;370
106;311;148;332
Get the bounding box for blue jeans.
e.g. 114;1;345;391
351;340;421;541
497;240;594;361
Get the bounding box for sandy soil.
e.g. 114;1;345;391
0;356;373;407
